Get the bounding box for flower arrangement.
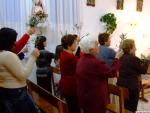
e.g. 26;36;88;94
28;11;48;27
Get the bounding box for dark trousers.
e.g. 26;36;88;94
0;87;38;113
83;109;104;113
83;111;103;113
65;96;80;113
37;76;52;93
124;88;139;112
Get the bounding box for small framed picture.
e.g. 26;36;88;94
137;0;143;12
87;0;95;7
116;0;124;10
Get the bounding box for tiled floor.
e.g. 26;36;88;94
137;93;150;111
137;74;150;111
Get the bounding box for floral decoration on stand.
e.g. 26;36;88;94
29;11;48;27
27;0;48;35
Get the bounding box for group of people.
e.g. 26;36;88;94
58;33;150;113
0;26;149;113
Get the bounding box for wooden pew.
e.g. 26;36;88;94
140;79;150;102
27;80;68;113
105;84;133;113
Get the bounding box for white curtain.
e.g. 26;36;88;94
0;0;80;83
0;0;80;51
0;0;32;39
43;0;81;51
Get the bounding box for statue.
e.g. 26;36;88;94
29;0;48;34
32;0;45;14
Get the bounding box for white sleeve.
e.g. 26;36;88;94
3;51;36;80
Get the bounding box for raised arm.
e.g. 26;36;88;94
98;50;123;78
11;27;36;54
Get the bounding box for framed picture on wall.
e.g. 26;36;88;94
137;0;143;12
87;0;95;7
116;0;124;10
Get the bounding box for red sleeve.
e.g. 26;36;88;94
12;33;30;54
98;58;120;78
80;51;84;57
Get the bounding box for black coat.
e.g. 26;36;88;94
36;50;54;77
117;54;149;90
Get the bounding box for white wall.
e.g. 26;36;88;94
80;0;150;57
28;0;150;83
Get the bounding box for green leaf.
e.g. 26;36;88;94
100;13;117;34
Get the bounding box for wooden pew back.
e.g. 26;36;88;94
27;80;68;113
106;84;132;113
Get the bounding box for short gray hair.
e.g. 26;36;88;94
79;34;97;54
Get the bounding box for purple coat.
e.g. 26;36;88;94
76;55;119;112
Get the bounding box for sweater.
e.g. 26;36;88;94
0;51;36;88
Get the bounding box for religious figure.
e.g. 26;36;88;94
137;0;143;12
87;0;95;7
29;0;48;30
117;0;124;10
32;0;45;14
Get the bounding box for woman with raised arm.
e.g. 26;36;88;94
0;27;39;113
11;27;36;54
117;39;150;112
76;34;123;113
59;34;80;113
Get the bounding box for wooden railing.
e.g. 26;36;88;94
27;80;68;113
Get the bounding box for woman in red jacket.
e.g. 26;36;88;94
59;34;80;113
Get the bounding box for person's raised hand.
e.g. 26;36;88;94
115;49;124;59
31;48;40;59
27;27;36;35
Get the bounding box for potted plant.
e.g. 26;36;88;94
100;13;117;34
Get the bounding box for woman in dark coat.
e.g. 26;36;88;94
117;39;149;112
76;34;123;113
35;36;54;93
